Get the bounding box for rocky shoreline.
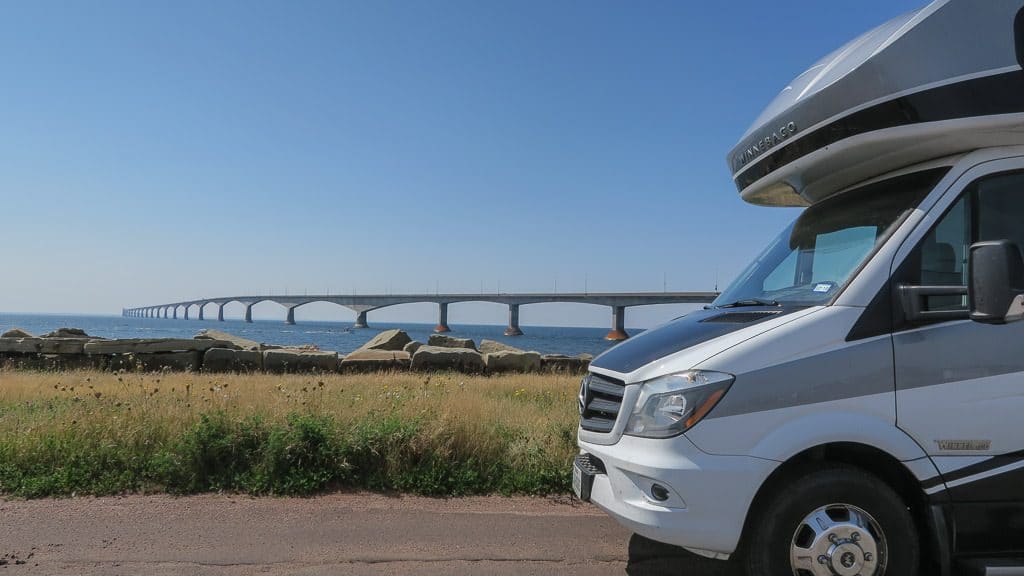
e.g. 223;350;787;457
0;327;592;374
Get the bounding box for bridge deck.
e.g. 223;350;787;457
123;292;719;341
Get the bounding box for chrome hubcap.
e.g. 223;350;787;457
789;504;887;576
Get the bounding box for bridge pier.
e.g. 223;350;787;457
354;310;369;329
198;305;205;321
504;304;524;336
435;303;451;333
285;307;296;325
163;308;168;319
605;306;629;341
217;304;224;322
184;307;190;320
245;304;253;323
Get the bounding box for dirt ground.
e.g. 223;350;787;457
0;493;631;575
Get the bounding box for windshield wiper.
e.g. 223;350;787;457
714;298;781;308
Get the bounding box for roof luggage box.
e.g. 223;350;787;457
729;0;1024;207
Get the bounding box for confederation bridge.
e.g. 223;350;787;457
123;292;718;341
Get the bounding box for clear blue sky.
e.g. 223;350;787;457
0;0;926;327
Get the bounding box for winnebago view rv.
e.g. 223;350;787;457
574;1;1024;575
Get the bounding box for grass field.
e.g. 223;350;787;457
0;369;581;498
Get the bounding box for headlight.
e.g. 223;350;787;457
624;371;734;438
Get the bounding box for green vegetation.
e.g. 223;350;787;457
0;370;579;498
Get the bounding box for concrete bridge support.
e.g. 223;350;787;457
218;304;225;322
354;310;369;329
245;304;253;323
606;306;629;341
198;306;205;321
184;307;190;320
504;304;524;336
163;308;168;319
173;307;178;319
286;307;296;325
435;303;450;333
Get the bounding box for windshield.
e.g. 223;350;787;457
715;168;949;307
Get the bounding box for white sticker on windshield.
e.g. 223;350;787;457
813;283;833;293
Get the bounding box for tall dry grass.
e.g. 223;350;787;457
0;369;582;497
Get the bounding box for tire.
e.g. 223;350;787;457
741;464;918;576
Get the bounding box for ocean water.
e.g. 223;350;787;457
0;314;633;357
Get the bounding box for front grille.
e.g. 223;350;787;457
580;373;626;433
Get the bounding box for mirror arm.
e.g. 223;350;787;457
898;284;969;323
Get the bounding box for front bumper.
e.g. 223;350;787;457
578;431;776;556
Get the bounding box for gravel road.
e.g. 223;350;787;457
0;493;630;575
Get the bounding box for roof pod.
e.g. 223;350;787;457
728;0;1024;207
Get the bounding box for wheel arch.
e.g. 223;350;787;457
737;442;952;576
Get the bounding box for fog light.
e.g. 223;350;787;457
650;483;670;502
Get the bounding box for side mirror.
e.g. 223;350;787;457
969;240;1024;324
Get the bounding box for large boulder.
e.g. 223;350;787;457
478;339;524;354
0;338;42;353
427;334;477;350
1;328;32;338
340;350;411;372
135;351;202;372
194;329;261;351
84;338;233;355
37;338;89;354
540;353;592;373
263;349;339;374
484;350;542;373
42;327;90;338
403;341;423;355
203;348;263;372
411;345;485;373
358;329;412;351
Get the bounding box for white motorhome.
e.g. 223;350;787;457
574;1;1024;575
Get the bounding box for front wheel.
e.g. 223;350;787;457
742;464;919;576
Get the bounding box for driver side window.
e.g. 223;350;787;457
910;170;1024;314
